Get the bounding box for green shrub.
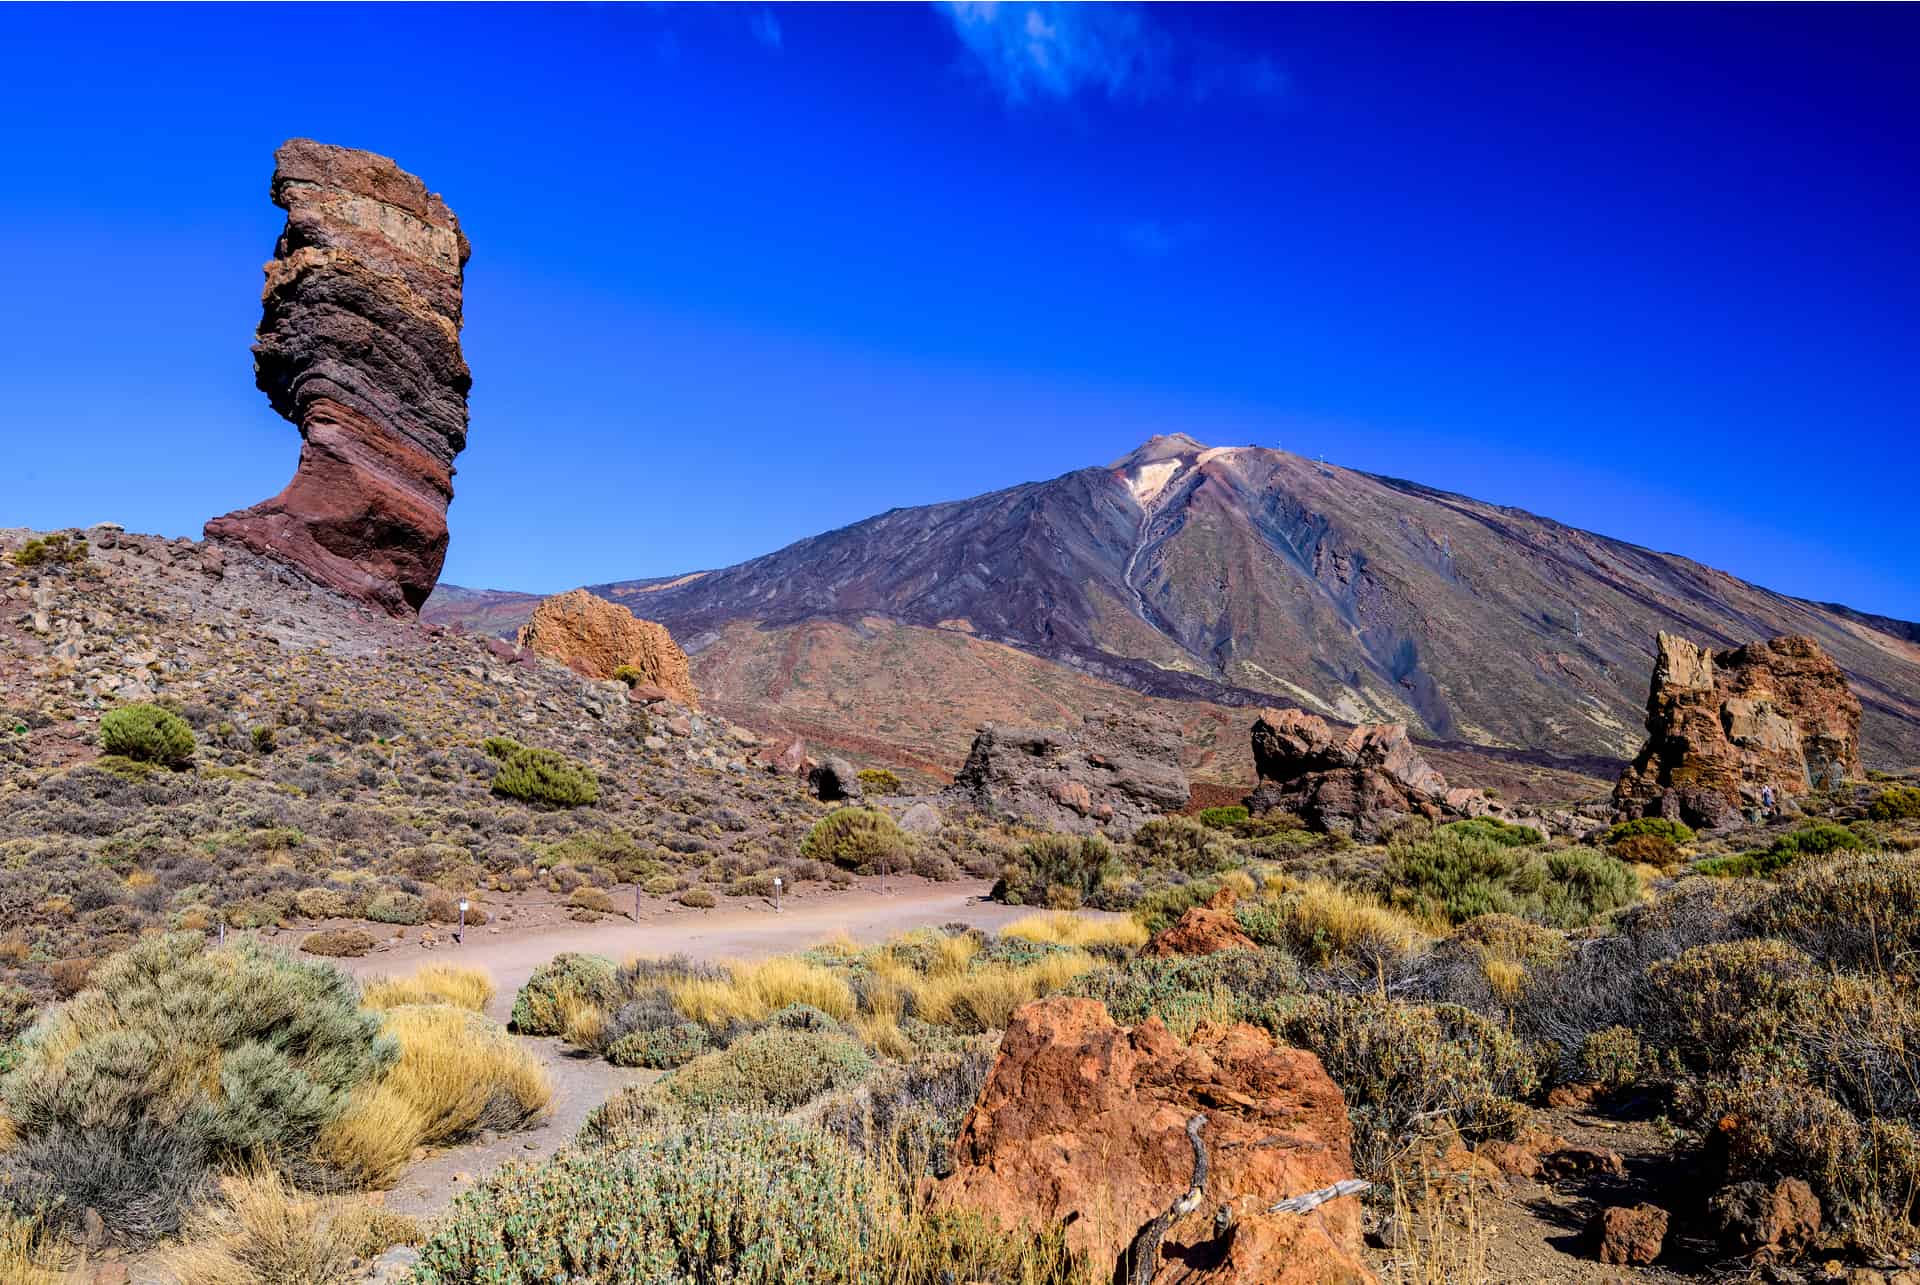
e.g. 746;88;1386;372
801;808;912;875
0;934;391;1241
486;740;598;808
660;1027;873;1113
1603;817;1697;847
1381;831;1637;927
1869;786;1920;822
642;873;680;896
509;953;619;1035
607;1022;711;1070
1130;816;1234;875
995;833;1117;908
365;891;428;925
97;704;195;768
611;664;645;688
1576;1026;1646;1090
412;1116;897;1285
1609;831;1681;867
1195;805;1250;831
678;888;717;909
1438;816;1543;847
10;533;87;568
1700;823;1870;879
856;768;903;795
1264;994;1537;1177
1130;877;1227;937
293;886;353;920
1067;950;1302;1038
301;928;376;958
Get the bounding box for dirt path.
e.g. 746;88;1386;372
341;880;1034;1221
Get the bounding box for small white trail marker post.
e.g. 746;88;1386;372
456;898;469;945
774;877;783;914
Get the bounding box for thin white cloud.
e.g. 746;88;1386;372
934;2;1281;106
750;8;784;52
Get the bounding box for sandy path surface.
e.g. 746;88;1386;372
341;880;1031;1220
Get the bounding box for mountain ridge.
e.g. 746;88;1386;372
428;437;1920;770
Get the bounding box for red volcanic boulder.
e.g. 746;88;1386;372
1246;708;1492;840
1613;633;1862;829
1143;885;1257;958
1594;1203;1668;1266
515;589;698;707
1709;1178;1822;1260
936;997;1374;1285
207;139;472;616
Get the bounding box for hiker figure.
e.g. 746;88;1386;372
1760;784;1776;819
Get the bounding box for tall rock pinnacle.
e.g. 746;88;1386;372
206;139;472;615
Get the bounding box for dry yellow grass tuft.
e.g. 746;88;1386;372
1001;911;1148;951
317;1004;551;1188
1481;957;1526;999
159;1166;419;1285
558;991;608;1048
906;951;1095;1034
360;964;495;1013
1287;880;1434;965
0;1211;69;1285
668;956;857;1027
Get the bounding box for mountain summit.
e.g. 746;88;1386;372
433;438;1920;769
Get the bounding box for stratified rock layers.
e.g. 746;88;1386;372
515;589;698;708
207;139;471;616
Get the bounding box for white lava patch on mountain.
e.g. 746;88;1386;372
1127;459;1184;504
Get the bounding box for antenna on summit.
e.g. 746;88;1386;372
1317;454;1333;479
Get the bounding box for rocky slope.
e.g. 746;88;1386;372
207;139;473;616
430;435;1920;776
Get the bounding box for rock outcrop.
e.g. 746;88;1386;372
943;715;1188;839
206;139;472;616
1245;708;1497;840
514;589;697;707
807;756;862;803
1142;885;1257;957
936;997;1373;1285
1612;633;1862;829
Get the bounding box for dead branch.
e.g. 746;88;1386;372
1124;1114;1209;1285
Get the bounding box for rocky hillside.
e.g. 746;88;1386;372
431;434;1920;771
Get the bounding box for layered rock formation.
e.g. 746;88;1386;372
514;589;697;707
1612;633;1862;829
206;139;472;616
1245;707;1497;840
936;997;1373;1285
943;714;1188;839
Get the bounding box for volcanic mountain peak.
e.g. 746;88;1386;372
430;439;1920;771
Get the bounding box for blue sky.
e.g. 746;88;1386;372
3;4;1917;618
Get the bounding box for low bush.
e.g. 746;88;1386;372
668;956;857;1028
484;738;599;808
1239;880;1432;972
0;934;392;1241
999;911;1147;952
660;1026;874;1113
1195;805;1250;831
292;886;353;920
1130;816;1235;875
1698;822;1869;878
1638;938;1816;1078
412;1116;897;1285
857;768;903;795
1265;994;1537;1177
801;807;913;875
1437;816;1543;848
1380;829;1638;928
1603;817;1696;847
98;703;195;768
300;929;375;958
10;533;86;568
822;1038;996;1180
364;891;428;925
607;1021;711;1069
678;887;717;909
1869;786;1920;822
156;1166;370;1285
1746;852;1920;969
993;833;1116;908
1067;949;1302;1038
508;952;619;1035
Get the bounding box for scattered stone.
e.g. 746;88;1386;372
1143;885;1257;957
1538;1143;1627;1181
205;139;472;617
1594;1202;1668;1265
897;801;942;835
943;714;1189;840
1613;632;1862;829
1710;1177;1823;1260
936;997;1373;1285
